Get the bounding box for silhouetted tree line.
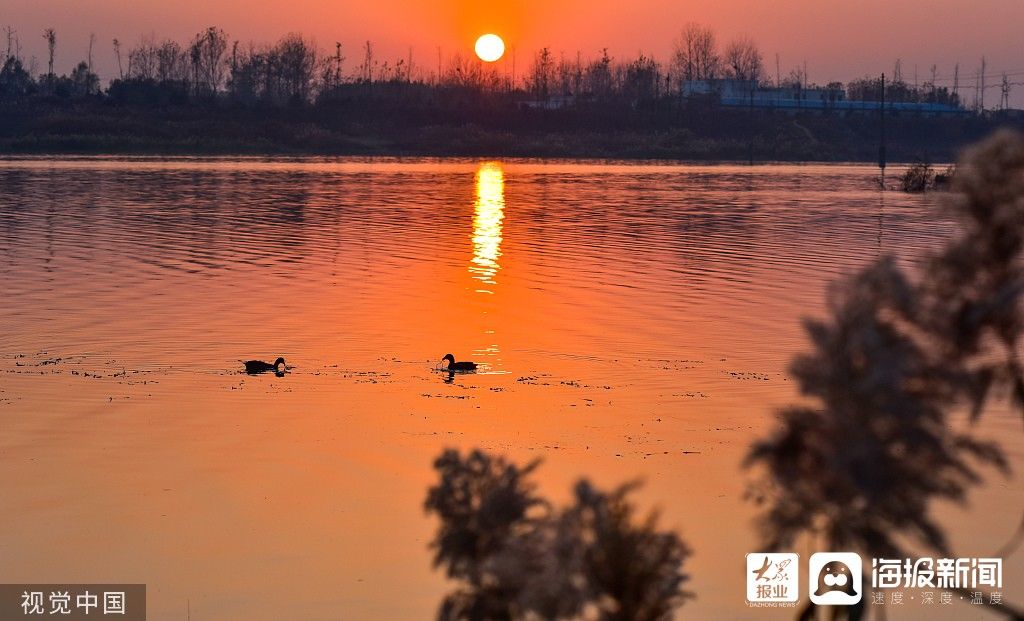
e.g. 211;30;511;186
0;22;986;111
847;74;961;107
3;23;1016;159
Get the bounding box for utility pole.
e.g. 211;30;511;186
879;73;887;180
979;56;986;111
335;42;342;88
748;80;754;165
974;70;979;110
953;62;959;102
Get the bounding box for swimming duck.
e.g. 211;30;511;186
441;353;477;371
244;357;286;375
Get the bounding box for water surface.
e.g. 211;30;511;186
1;157;1020;619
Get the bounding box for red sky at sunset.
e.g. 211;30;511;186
5;0;1023;104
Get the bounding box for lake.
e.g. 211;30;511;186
1;157;1020;619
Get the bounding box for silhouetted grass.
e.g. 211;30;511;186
746;129;1024;620
425;449;691;621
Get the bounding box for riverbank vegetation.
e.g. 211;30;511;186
898;161;957;192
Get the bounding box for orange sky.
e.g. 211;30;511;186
4;0;1023;103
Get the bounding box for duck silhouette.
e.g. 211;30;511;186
243;357;286;375
441;353;477;372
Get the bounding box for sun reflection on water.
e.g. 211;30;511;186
469;162;505;290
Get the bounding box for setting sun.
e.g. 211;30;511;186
474;34;505;62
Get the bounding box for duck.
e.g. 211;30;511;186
441;353;477;372
243;357;286;375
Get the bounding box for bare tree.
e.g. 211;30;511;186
128;36;158;80
155;40;189;82
624;53;659;102
70;61;99;96
275;33;317;103
42;28;55;77
671;23;719;83
556;51;582;97
87;33;95;73
0;54;33;98
4;26;15;62
229;35;321;105
444;52;484;89
583;48;612;98
723;35;763;83
360;40;373;83
780;65;806;90
227;42;265;104
112;38;123;79
529;47;554;99
189;27;229;95
317;42;344;92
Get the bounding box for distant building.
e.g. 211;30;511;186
682;79;967;116
520;95;576;110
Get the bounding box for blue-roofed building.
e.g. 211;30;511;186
682;79;968;116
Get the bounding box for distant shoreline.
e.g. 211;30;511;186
0;152;952;167
0;146;957;166
2;101;1020;163
0;133;983;164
